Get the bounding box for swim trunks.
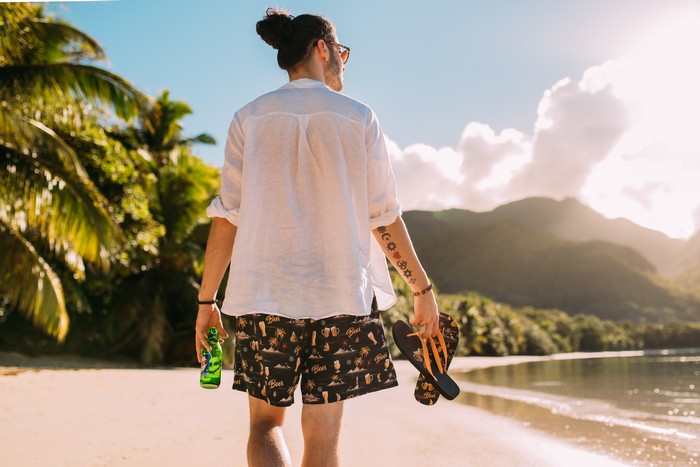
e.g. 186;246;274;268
232;298;398;406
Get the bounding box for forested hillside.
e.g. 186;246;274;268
404;204;700;322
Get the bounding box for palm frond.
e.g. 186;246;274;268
0;4;43;66
157;154;219;242
0;107;90;182
0;64;154;122
156;92;193;121
0;221;69;341
143;94;190;153
28;19;107;63
1;144;122;268
182;133;216;146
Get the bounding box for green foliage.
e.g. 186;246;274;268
0;5;214;365
383;282;697;360
636;322;700;349
1;4;152;121
90;90;218;365
0;225;68;339
0;4;150;340
674;232;700;292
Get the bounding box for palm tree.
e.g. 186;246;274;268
103;91;218;364
110;90;214;169
0;4;153;340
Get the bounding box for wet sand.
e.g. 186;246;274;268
0;353;628;466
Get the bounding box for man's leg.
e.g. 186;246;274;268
300;401;344;467
248;395;292;467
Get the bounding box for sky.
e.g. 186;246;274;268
47;0;700;239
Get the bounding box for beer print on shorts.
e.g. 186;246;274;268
232;301;398;407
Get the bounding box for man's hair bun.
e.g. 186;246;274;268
256;8;294;50
255;8;335;71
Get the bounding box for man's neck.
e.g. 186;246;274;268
288;66;325;85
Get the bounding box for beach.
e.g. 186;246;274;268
0;353;629;467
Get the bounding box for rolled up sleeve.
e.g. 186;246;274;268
366;111;401;230
206;114;244;226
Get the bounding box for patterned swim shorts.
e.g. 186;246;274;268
232;299;398;407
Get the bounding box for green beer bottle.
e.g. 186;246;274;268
200;327;222;389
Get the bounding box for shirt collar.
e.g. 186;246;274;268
280;78;329;90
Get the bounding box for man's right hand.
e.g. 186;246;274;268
195;217;237;363
195;304;229;363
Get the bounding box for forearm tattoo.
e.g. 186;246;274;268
377;226;417;284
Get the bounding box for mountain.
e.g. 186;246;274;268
403;199;700;322
421;197;686;275
674;232;700;292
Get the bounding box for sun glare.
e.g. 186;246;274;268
580;10;700;238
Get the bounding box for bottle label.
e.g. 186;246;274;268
200;352;211;378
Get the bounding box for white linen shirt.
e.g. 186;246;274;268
206;78;401;319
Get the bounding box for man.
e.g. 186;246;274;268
195;8;438;467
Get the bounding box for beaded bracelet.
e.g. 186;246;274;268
412;283;433;297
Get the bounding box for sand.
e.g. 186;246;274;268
0;354;629;467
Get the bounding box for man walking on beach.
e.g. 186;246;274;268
195;8;438;467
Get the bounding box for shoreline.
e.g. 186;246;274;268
451;349;700;466
0;351;632;466
2;348;688;373
448;347;700;375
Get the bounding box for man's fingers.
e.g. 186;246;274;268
202;336;212;351
424;319;438;338
196;329;212;354
217;323;229;339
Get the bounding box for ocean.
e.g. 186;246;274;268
455;349;700;465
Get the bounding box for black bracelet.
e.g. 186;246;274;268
412;283;433;297
197;299;218;305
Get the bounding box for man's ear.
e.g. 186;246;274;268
316;39;330;62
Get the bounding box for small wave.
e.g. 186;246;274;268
642;356;700;363
457;381;698;442
530;380;565;387
656;414;700;426
587;415;698;440
639;388;697;397
672;398;700;404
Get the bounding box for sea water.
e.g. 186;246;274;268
455;349;700;465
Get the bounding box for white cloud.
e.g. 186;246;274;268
388;16;700;238
388;139;464;211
